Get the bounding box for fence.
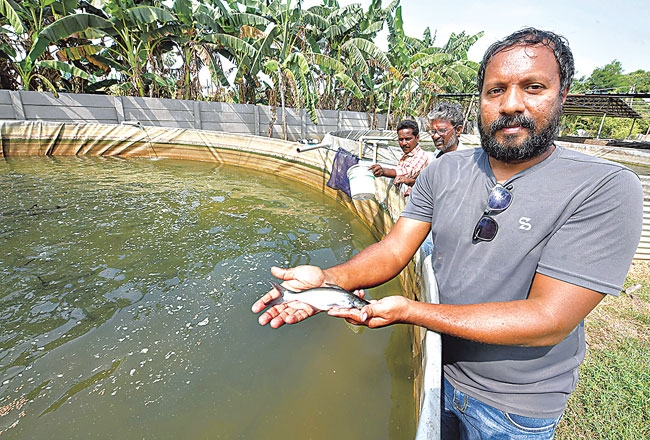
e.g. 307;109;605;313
0;90;385;142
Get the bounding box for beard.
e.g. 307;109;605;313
478;101;563;163
436;132;458;153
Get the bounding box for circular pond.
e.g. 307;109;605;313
0;156;415;439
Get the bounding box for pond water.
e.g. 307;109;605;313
0;157;415;439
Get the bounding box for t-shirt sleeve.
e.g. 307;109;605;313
537;169;643;295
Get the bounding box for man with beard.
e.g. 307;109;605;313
427;101;471;158
253;28;643;438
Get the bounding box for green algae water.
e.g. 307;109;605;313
0;157;415;439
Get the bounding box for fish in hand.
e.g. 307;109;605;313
268;281;369;311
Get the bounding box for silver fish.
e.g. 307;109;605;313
268;281;369;311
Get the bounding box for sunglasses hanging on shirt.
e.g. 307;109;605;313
472;184;513;242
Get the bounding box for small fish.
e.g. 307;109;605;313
268;281;369;311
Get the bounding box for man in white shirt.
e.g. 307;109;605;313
427;101;470;158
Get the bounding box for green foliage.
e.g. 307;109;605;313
572;61;650;95
624;69;650;93
382;13;483;126
556;268;650;440
0;0;486;126
585;60;626;93
4;0;648;137
0;0;24;34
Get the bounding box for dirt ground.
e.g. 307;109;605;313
626;259;650;282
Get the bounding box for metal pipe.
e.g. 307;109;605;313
462;95;475;133
358;136;391;162
385;95;393;130
296;143;330;153
359;136;393;142
121;120;157;158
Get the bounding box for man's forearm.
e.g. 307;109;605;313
324;238;411;290
382;168;397;178
324;217;429;290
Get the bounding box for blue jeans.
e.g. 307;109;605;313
441;377;563;439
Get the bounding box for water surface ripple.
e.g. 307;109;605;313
0;157;414;439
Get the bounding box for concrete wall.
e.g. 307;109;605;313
0;90;384;142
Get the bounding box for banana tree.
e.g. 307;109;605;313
260;32;316;138
98;2;175;96
303;0;392;115
0;0;98;92
142;0;262;100
382;5;483;125
234;0;321;137
414;31;482;114
19;0;175;97
201;2;274;102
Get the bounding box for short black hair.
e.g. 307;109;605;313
427;102;464;128
477;27;575;94
397;119;419;136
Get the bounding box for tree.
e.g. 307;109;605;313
0;0;493;135
306;0;394;116
584;60;626;93
239;0;320;136
16;1;176;97
623;69;650;93
0;0;97;92
381;5;482;126
144;0;261;99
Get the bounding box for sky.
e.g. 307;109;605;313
304;0;650;78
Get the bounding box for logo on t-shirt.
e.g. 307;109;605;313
519;217;532;231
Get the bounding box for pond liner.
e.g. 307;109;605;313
0;119;442;439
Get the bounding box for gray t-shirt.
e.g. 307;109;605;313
402;145;643;418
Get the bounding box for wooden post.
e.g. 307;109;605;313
627;118;636;140
596;113;606;139
462;95;475;133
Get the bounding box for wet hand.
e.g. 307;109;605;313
254;298;317;329
328;295;410;328
251;265;326;328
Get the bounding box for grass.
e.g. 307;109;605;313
555;260;650;439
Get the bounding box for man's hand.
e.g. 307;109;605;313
251;265;326;328
394;175;416;186
369;164;398;179
368;164;385;177
328;296;411;328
